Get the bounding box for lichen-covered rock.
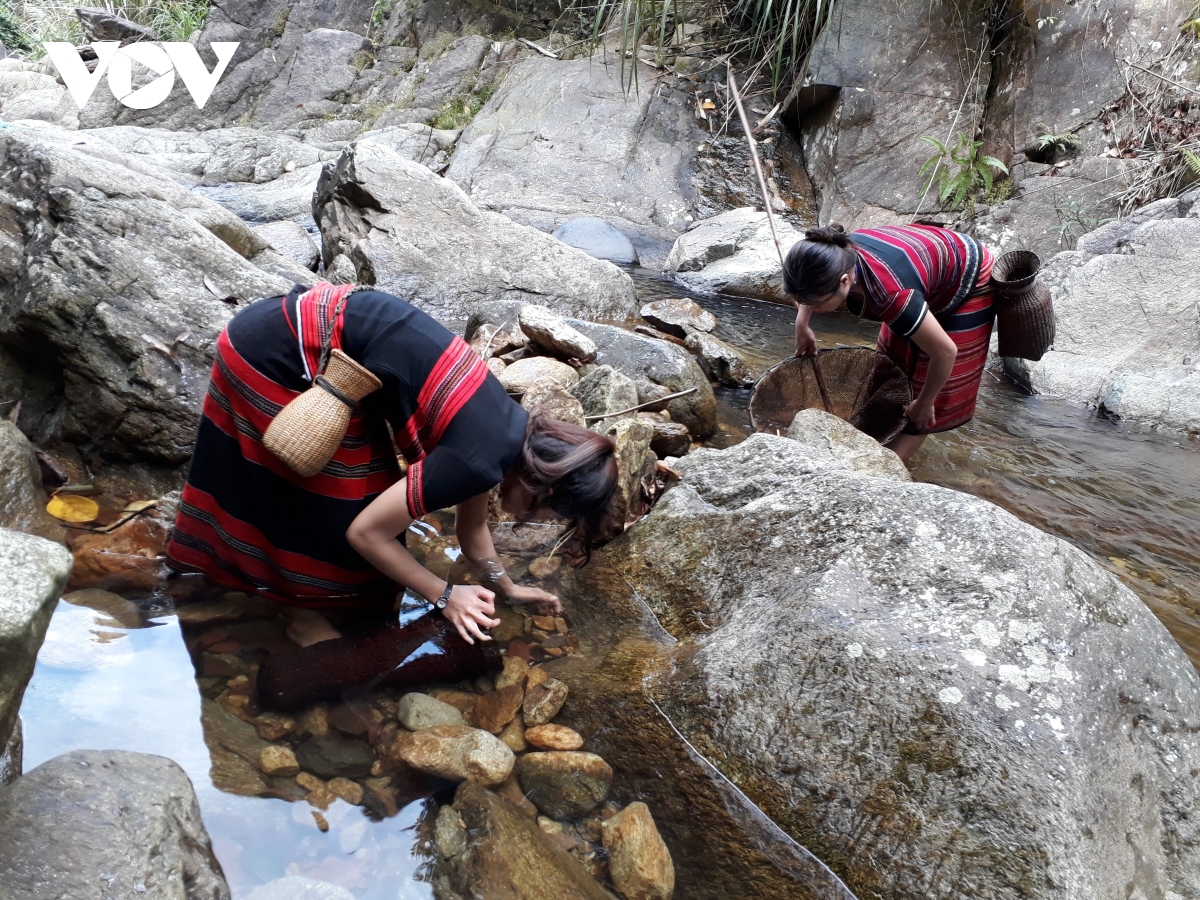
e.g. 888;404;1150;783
0;422;64;544
517;751;613;819
602;802;675;900
314;141;638;323
1004;213;1200;434
518;305;598;362
499;358;580;395
391;724;514;785
571;365;639;430
0;528;72;758
597;417;657;535
521;378;586;427
584;433;1200;899
786;409;910;480
0;750;230;900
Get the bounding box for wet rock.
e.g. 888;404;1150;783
259;745;300;777
62;588;143;629
522;676;569;727
496;773;538;818
525;725;584;751
526;667;550;691
327;776;364;806
469;684;525;734
786;409;910;480
640;297;716;338
0;750;229;900
435;805;468;858
553;217;639;265
391;724;514;786
68;501;175;593
201;698;274;796
314;141;637;323
428;687;479;714
1004;214;1200;433
589;432;1200;899
295;733;375;780
518;305;598;362
0;528;72;757
499;358;581;395
684;332;755;388
637;413;691;459
665;209;802;304
326;702;376;737
601;417;658;535
0;127;291;463
517;751;613;819
571;365;638;430
252;221;320;271
495;655;530;691
499;714;528;753
603;802;675;900
473;301;716;437
254;712;296;742
0;422;65;544
398;692;465;731
0;718;20;786
244;875;354;900
439;781;612;899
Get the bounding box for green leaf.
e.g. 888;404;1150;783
981;155;1009;174
920;135;948;154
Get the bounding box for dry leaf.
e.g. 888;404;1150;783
122;499;159;514
47;494;100;523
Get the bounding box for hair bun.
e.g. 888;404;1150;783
804;224;850;247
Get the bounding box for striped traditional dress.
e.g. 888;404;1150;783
166;283;527;608
848;225;995;434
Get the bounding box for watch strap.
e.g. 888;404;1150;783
435;582;452;609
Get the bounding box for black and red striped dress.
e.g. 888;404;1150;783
848;225;995;434
166;283;527;608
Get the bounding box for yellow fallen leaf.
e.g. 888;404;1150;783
47;494;100;523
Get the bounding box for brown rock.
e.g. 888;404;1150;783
553;617;568;633
517;752;613;819
506;638;534;662
528;556;563;579
254;712;296;741
638;412;691;459
602;802;675;900
391;725;514;785
469;684;525;734
296;772;324;793
521;377;587;427
258;745;300;777
499;713;528;753
496;774;539;818
495;655;529;691
474;676;496;695
531;615;557;632
67;507;173;593
522;678;569;726
444;782;611;899
428;687;479;714
328;702;375;737
328;776;364;806
298;703;330;738
525;725;584;751
313;811;330;832
526;667;549;690
640;296;716;338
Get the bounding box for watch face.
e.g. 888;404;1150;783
435;598;448;609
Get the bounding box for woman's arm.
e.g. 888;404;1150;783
346;478;501;643
906;314;958;429
455;492;562;614
794;302;817;357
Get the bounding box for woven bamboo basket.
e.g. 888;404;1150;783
263;349;382;477
993;249;1055;361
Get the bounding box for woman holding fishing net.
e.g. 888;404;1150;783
785;224;994;463
166;282;617;653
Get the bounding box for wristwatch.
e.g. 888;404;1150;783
434;583;452;610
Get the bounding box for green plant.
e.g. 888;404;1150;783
18;1;210;53
1185;149;1200;178
917;133;1009;212
427;81;495;130
1033;124;1081;155
1054;200;1111;250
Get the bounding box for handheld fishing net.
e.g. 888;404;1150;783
257;612;503;711
749;348;912;443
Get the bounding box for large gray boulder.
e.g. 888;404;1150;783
582;434;1200;899
0;528;73;765
1004;212;1200;433
0;749;230;900
0;422;65;544
666;208;802;303
314;140;638;323
446;54;702;266
0;125;292;462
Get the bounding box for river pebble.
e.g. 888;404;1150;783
428;687;479;713
495;655;529;690
469;684;524;734
327;776;363;806
522;678;569;726
391;724;514;785
259;745;300;777
602;801;675;900
525;724;584;751
397;692;464;730
518;751;612;819
499;713;528;752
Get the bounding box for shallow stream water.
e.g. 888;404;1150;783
17;273;1200;899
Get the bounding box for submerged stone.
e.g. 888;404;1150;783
517;751;612;819
603;801;676;900
552;217;639;265
391;724;514;786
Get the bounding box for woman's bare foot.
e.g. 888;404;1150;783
286;608;343;647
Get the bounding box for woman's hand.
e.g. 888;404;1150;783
442;584;501;644
505;584;562;615
905;398;936;430
794;305;817;357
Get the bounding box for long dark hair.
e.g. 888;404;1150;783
512;415;617;563
783;224;858;305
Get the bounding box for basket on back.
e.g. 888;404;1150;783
749;347;911;442
263;348;382;478
992;249;1055;361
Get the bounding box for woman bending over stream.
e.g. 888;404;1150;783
785;224;995;463
167;283;617;648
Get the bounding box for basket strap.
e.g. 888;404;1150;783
295;282;357;380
